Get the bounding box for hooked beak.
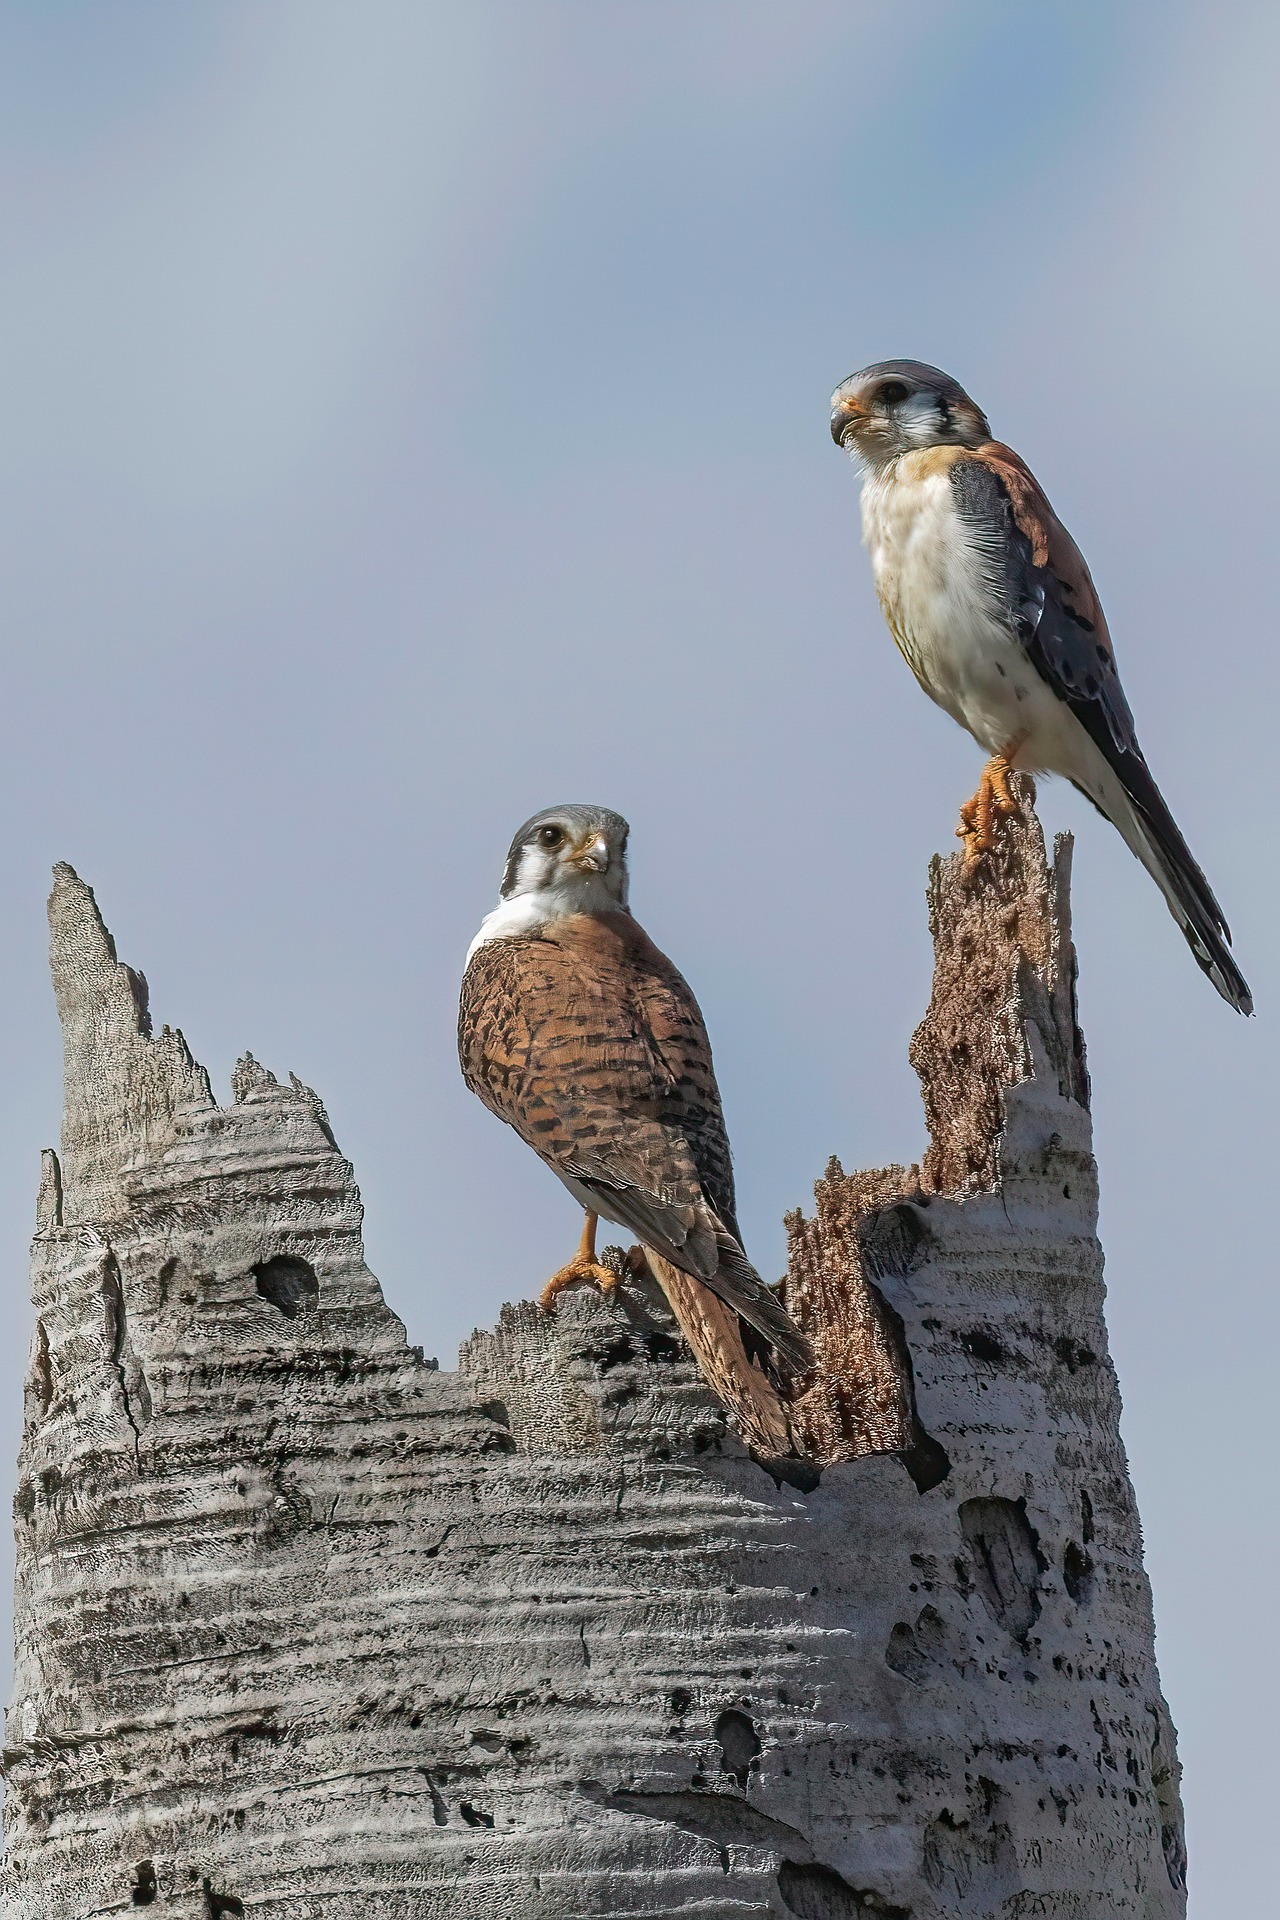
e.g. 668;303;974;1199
570;832;610;874
830;394;864;448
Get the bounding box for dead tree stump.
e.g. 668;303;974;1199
4;796;1188;1918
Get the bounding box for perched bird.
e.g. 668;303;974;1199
830;359;1251;1014
458;803;812;1454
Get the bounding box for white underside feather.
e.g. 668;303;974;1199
861;461;1095;782
465;874;621;965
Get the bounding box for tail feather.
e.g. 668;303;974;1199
1078;765;1252;1015
643;1251;799;1458
702;1232;815;1376
578;1175;815;1371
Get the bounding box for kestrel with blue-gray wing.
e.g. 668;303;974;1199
830;359;1250;1013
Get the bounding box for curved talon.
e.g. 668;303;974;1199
957;754;1023;872
538;1257;619;1312
537;1211;620;1312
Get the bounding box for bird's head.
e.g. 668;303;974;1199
500;803;631;913
829;360;990;472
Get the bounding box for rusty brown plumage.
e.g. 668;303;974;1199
642;1252;796;1458
458;909;813;1402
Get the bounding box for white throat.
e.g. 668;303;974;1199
465;873;621;966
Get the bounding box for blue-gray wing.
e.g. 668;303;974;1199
949;444;1136;760
948;444;1249;1012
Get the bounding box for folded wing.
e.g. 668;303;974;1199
458;911;813;1374
950;446;1251;1013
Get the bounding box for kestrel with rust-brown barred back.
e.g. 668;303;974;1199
458;803;812;1454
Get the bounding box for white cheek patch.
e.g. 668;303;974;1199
508;847;556;896
898;396;944;447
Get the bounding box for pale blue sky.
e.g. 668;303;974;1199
1;5;1276;1908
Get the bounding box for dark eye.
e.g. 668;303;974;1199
878;380;909;406
537;824;565;849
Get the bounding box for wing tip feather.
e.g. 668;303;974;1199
1188;927;1253;1016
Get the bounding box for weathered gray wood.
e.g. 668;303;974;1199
4;806;1187;1917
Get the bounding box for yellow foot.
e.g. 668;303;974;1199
538;1256;620;1313
957;755;1022;872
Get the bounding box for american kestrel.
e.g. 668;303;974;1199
459;804;812;1447
830;360;1251;1014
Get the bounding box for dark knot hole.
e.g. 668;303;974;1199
252;1254;319;1320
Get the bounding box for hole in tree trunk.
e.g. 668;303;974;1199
777;1859;910;1917
958;1496;1045;1643
1062;1541;1094;1604
130;1860;157;1905
252;1254;319;1319
202;1882;244;1919
714;1707;761;1788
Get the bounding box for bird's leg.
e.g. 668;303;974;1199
986;753;1020;820
957;752;1023;871
538;1212;621;1312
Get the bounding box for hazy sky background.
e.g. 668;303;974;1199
1;3;1276;1908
